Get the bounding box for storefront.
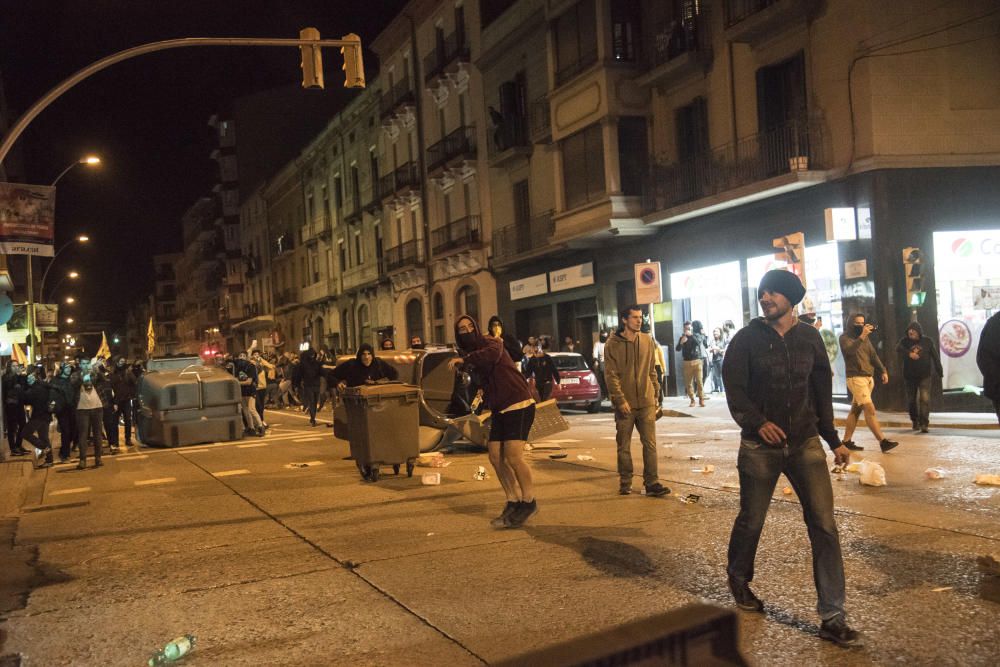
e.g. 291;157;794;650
932;229;1000;390
668;261;743;335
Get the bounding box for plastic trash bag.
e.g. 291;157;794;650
924;467;947;480
859;460;887;486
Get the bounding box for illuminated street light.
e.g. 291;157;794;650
65;317;74;324
50;154;102;188
68;271;79;279
65;296;75;304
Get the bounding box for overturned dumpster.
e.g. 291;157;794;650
136;364;243;447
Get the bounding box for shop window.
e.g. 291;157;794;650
933;230;1000;390
562;124;605;210
553;0;598;86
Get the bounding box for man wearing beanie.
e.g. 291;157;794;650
839;314;898;452
722;269;861;647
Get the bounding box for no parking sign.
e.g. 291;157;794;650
634;261;662;304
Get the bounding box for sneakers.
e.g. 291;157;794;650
920;425;929;433
879;438;899;453
688;400;696;407
10;448;28;456
728;579;764;612
490;501;519;528
819;614;863;647
619;481;632;495
644;482;671;497
842;440;864;451
506;499;537;527
698;400;706;407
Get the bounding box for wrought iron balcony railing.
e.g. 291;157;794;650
431;215;482;255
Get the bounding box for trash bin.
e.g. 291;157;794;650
343;382;420;482
137;365;242;447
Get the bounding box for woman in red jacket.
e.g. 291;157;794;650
450;315;537;528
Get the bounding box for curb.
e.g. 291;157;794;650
0;460;36;517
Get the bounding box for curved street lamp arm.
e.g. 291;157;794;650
38;239;77;302
0;35;360;166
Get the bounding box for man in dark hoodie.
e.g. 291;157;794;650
450;315;537;528
723;269;859;647
332;343;399;389
50;362;80;463
110;357;137;448
896;321;943;432
294;347;324;426
978;310;1000;425
20;368;54;468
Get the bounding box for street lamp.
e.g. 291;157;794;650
33;239;88;361
65;296;75;304
50;155;101;188
65;317;74;324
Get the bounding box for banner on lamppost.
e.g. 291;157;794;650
0;183;56;257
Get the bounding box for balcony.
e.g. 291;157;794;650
488;115;530;166
379;162;421;200
423;31;470;82
636;17;712;89
492;211;555;265
242;304;261;319
647;119;824;214
724;0;822;46
431;215;482;256
427;126;477;173
379;78;416;119
273;288;300;311
300;280;331;306
344;196;362;224
529;98;551;144
384;240;425;273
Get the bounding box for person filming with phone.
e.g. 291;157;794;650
839;314;898;453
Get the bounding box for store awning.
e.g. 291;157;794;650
233;314;275;331
643;169;829;228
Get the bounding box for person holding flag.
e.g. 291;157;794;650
147;317;156;357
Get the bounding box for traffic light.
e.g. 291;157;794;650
299;27;324;89
902;247;926;307
340;33;365;89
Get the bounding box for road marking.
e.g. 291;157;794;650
292;437;324;442
182;449;211;454
662;432;696;437
50;487;91;496
115;454;149;461
536;438;581;444
601;436;618;440
213;469;251;477
135;477;176;486
237;442;270;449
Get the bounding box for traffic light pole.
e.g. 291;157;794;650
0;34;364;167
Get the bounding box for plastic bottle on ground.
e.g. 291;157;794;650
148;635;196;666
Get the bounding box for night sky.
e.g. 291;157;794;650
0;0;409;329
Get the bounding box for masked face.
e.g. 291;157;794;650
907;329;920;341
851;318;866;336
27;374;36;386
83;374;93;390
117;360;126;369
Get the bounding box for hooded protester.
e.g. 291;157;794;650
110;357;137;447
332;343;399;389
977;310;1000;426
896;321;943;432
486;315;524;366
294;347;325;426
20;369;54;468
449;315;538;528
75;371;105;469
522;344;561;401
3;362;28;455
50;362;80;463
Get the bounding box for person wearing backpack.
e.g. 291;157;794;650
20;368;54;468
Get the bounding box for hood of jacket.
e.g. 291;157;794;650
454;314;485;352
906;321;924;337
356;343;376;362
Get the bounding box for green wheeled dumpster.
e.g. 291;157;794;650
343;382;420;482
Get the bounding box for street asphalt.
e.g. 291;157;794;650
0;396;998;666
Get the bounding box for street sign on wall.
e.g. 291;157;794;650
634;261;663;303
510;273;548;301
0;183;56;256
549;262;594;293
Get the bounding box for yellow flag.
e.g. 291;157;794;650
11;342;27;365
147;317;156;356
96;331;111;360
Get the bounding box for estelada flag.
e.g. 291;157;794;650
147;317;155;356
96;331;111;360
11;342;27;365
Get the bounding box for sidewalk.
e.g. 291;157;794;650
0;460;34;517
658;394;999;430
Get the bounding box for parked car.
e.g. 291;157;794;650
548;352;602;412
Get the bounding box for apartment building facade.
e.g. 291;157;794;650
150;252;182;357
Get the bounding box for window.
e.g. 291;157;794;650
610;0;640;62
554;0;597;86
756;52;807;132
300;257;307;287
307;193;315;224
561;123;605;209
405;297;424;344
358;304;370;347
334;175;343;211
676;97;709;160
321;185;330;226
513;179;530;226
480;0;515;28
456;284;479;323
455;4;466;47
618;117;648;197
311;249;319;283
354;231;364;265
338;239;347;273
350;165;360;209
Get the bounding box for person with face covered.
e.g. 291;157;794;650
3;362;29;456
332;343;399;390
896;321;943;432
294;347;325;426
449;315;538;528
20;368;54;468
722;269;859;647
75;371;105;469
486;316;523;368
839;313;897;453
50;362;80;463
93;363;119;453
110;357;137;447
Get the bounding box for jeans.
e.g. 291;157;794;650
102;406;118;446
682;360;704;401
115;399;133;445
905;376;932;427
5;403;25;452
727;436;846;620
76;408;103;466
57;408;77;460
21;417;53;463
615;405;659;486
255;389;266;422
